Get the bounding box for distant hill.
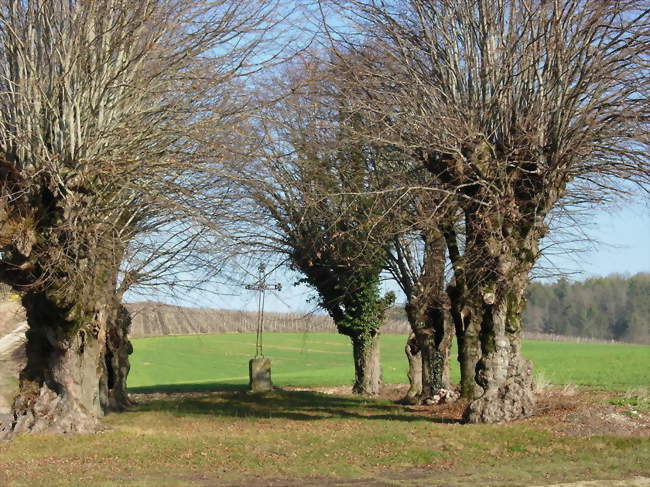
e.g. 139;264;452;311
126;301;634;344
2;271;648;365
127;301;410;338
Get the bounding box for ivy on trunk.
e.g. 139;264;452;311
294;253;394;396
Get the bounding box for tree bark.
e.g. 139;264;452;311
413;314;452;401
350;332;381;395
457;324;481;400
459;203;538;423
463;271;535;423
402;232;453;404
403;332;422;403
3;291;108;436
100;302;133;412
447;282;482;400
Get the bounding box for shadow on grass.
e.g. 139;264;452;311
128;382;460;424
129;382;247;394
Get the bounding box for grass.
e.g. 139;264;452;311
128;332;650;392
610;387;650;412
1;390;649;486
1;333;648;486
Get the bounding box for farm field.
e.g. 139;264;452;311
128;332;650;392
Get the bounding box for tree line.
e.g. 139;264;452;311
0;0;648;436
525;274;650;344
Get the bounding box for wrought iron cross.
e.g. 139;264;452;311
245;263;281;357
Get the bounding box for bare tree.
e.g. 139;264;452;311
385;177;456;404
0;0;279;435
228;57;398;395
328;0;650;422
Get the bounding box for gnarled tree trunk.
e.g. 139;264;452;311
403;332;422;403
100;302;133;412
460;204;539;423
447;281;482;400
403;232;453;404
3;291;109;436
414;314;452;401
463;269;535;423
350;331;381;395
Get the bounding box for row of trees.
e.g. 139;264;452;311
525;274;650;344
229;0;649;423
0;0;648;435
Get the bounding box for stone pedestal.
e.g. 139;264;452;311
249;357;273;393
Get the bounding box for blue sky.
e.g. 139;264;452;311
548;201;650;278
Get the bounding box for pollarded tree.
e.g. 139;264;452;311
386;181;455;404
0;0;278;435
331;0;650;422
311;40;462;403
230;58;397;395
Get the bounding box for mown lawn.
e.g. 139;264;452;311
128;332;650;392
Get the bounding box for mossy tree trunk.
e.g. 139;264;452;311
408;306;453;401
402;232;453;403
350;331;381;395
416;324;450;396
462;265;535;423
459;204;540;423
4;289;133;436
0;186;133;435
447;281;482;400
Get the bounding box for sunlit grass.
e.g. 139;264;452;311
129;332;650;392
1;334;648;486
1;389;648;486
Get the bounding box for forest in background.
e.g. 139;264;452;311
522;273;649;344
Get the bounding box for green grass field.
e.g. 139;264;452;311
2;332;648;486
129;332;650;392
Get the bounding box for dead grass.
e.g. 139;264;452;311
0;385;648;486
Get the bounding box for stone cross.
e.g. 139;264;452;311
244;263;281;392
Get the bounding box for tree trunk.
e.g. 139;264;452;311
457;324;481;400
403;332;422;403
448;282;482;400
403;232;453;404
100;302;133;412
2;291;108;436
413;312;452;401
463;276;535;423
350;332;381;395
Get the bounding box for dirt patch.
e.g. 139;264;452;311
526;388;650;438
561;405;650;437
128;390;217;404
282;383;409;399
